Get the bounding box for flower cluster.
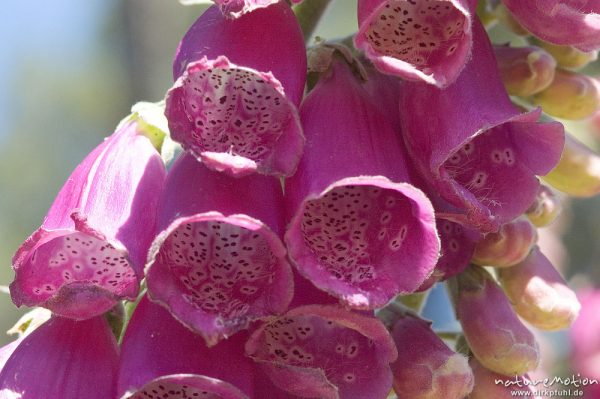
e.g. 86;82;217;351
2;0;600;398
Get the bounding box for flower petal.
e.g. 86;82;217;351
10;120;166;319
0;316;118;398
146;153;293;345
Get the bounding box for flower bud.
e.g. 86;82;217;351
469;358;538;399
532;70;600;120
525;185;562;227
532;39;598;70
494;45;556;97
472;217;537;268
453;266;540;376
544;133;600;197
390;315;474;399
498;246;580;331
476;0;498;28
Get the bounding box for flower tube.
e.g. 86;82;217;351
118;297;253;399
10;119;166;319
0;316;119;398
390;315;474;399
400;20;564;233
165;2;306;177
146;152;293;346
285;59;439;309
501;0;600;52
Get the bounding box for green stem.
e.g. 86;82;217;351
398;291;431;314
293;0;333;43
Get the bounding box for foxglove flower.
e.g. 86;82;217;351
498;246;581;331
390;315;474;399
453;266;540;376
501;0;600;51
361;58;477;289
494;44;556;97
469;358;538;399
400;21;564;233
118;297;253;398
245;304;397;399
146;152;293;346
10;119;166;319
355;0;476;87
165;2;305;177
472;217;537;268
0;316;119;398
285;59;439;309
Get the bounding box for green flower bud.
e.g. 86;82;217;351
525;185;562;227
532;69;600;120
532;38;598;70
544;133;600;197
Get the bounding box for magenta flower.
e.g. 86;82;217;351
355;0;476;87
118;297;253;398
146;152;293;346
390;315;473;399
501;0;600;52
165;2;305;177
400;20;564;233
10;120;166;319
285;59;439;309
245;304;397;399
0;316;119;398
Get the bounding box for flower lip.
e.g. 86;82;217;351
165;56;304;178
245;304;397;399
146;211;292;346
355;0;475;87
285;175;439;309
121;374;249;399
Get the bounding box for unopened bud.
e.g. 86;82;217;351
469;358;539;399
477;0;498;28
525;185;562;227
391;315;474;399
453;266;540;376
494;45;556;97
472;217;537;268
498;246;580;331
532;70;600;120
544;133;600;197
532;38;598;70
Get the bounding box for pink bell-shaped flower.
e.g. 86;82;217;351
10;119;166;319
285;59;439;309
146;153;293;346
165;2;306;177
